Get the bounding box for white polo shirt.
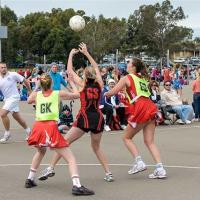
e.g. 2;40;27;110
0;72;24;100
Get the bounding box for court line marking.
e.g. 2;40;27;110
0;163;200;169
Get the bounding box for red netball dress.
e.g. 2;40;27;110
126;73;158;127
28;91;69;148
73;79;104;133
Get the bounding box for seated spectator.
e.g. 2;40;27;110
161;81;194;124
118;87;130;117
58;101;74;133
149;80;161;104
100;79;127;131
149;81;171;123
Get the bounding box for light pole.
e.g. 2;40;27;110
0;1;8;62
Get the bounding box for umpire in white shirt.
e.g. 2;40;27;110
0;63;32;143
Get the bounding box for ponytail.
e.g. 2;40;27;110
132;58;149;81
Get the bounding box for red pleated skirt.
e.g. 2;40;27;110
127;97;157;126
27;121;69;148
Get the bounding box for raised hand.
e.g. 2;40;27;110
78;42;88;55
69;48;79;56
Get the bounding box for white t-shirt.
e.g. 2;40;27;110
0;72;24;100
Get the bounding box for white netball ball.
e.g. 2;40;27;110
69;15;85;32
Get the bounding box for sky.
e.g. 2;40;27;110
1;0;200;37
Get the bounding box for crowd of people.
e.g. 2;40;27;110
0;43;200;195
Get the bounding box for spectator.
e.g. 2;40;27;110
101;79;127;131
17;69;24;77
149;80;161;104
149;81;171;122
192;69;200;121
50;63;68;113
100;67;108;85
170;64;183;96
118;87;130;117
24;68;31;79
20;84;28;101
29;67;38;90
163;66;171;82
49;63;68;91
161;81;194;124
150;67;157;80
37;66;44;76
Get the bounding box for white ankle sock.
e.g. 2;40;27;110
28;168;37;180
72;175;81;187
156;163;163;169
47;166;54;170
5;131;10;136
106;172;112;176
135;156;142;163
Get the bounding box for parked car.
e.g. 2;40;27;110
189;59;200;66
174;57;186;63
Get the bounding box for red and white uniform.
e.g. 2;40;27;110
126;74;158;127
27;91;69;148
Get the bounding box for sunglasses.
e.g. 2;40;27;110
165;84;171;86
152;84;157;86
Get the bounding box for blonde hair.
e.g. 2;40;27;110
40;73;52;91
84;66;96;80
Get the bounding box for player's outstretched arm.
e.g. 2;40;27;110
79;42;103;88
27;91;37;104
104;76;127;98
59;90;80;100
67;49;84;88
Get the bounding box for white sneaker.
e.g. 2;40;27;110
176;119;184;124
185;120;191;124
38;167;55;181
192;118;199;122
128;161;147;175
104;173;114;182
149;168;167;179
0;133;11;143
121;125;127;130
104;125;111;132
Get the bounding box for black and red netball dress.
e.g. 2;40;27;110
73;79;104;133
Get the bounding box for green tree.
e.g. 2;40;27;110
126;0;193;60
82;15;126;62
